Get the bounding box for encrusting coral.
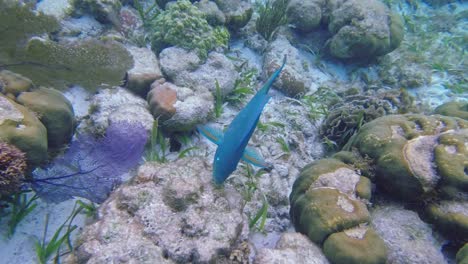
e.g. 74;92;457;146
0;141;27;197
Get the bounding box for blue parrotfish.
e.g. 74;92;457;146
198;56;286;184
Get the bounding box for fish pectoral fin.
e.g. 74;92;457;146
196;124;224;145
241;146;270;168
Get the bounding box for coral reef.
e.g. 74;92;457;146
0;1;133;90
72;0;122;25
434;101;468;120
0;95;48;166
321;89;415;148
289;156;387;263
345;114;467;200
327;0;404;59
214;0;253;30
0;141;27;197
149;0;229;59
0;70;35;98
70;158;248;263
16;87;75;148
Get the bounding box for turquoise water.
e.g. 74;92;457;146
0;0;466;263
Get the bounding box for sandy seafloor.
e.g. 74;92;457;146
0;0;467;263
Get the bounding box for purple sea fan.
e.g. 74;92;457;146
32;121;148;203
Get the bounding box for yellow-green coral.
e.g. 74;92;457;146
149;0;229;59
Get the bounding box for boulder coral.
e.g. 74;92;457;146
16;87;75;148
290;156;387;263
0;95;48;166
327;0;404;59
282;0;404;59
344;114;468;200
434;101;468;120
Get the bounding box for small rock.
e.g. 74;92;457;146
263;36;312;97
83;87;153;134
254;232;330;264
125;46;163;97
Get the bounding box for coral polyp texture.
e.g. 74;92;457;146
289;156;387;263
149;0;229;59
345;114;468;200
0;141;27;197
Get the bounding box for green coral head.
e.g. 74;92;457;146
149;0;229;59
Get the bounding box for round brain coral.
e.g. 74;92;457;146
0;141;27;197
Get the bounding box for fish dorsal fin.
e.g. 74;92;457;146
196;125;224;145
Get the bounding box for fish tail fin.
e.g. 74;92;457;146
196;125;224;145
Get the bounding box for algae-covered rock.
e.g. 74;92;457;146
125;46;163;97
0;70;35;98
195;0;226;26
0;0;59;60
434;101;468;120
149;0;229;59
287;0;323;33
456;243;468;264
0;95;47;166
72;0;122;25
16;87;75;148
323;226;387;264
425;200;468;242
0;1;132;91
345;114;468;200
327;0;404;59
214;0;252;30
263;36;312;97
72;158;248;263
